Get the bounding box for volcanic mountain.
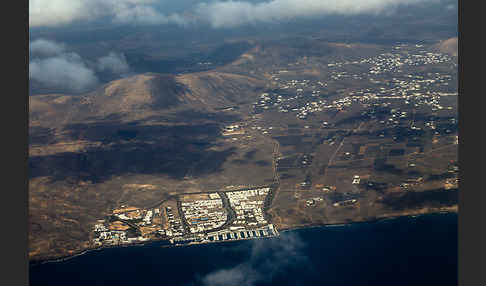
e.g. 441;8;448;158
30;71;264;128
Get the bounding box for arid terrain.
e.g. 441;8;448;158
29;36;458;262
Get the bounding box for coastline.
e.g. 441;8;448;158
29;208;457;267
277;208;457;234
29;238;167;267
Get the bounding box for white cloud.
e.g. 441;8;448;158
195;0;440;28
97;52;131;75
199;232;310;286
29;0;443;28
29;0;89;27
29;39;136;92
29;38;67;56
202;265;260;286
29;52;99;93
29;0;187;27
110;1;188;25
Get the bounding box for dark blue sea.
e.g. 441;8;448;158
30;213;457;286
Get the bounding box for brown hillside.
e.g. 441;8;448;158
176;71;264;108
29;72;264;127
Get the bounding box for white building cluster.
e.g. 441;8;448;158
325;48;453;75
142;210;153;225
227;188;270;227
92;224;130;245
181;193;228;233
165;206;184;237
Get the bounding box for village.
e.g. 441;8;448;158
227;43;457;198
91;187;279;247
250;44;456;125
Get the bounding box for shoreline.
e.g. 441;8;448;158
29;209;457;267
277;208;457;234
29;239;167;268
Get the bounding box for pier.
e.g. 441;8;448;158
170;224;279;245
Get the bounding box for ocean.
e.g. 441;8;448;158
29;213;457;286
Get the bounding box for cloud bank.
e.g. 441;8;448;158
29;50;99;93
30;0;443;28
29;39;131;93
29;0;185;27
196;0;438;28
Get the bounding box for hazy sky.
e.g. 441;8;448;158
30;0;450;29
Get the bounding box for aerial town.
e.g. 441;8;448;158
28;39;456;263
91;187;279;247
